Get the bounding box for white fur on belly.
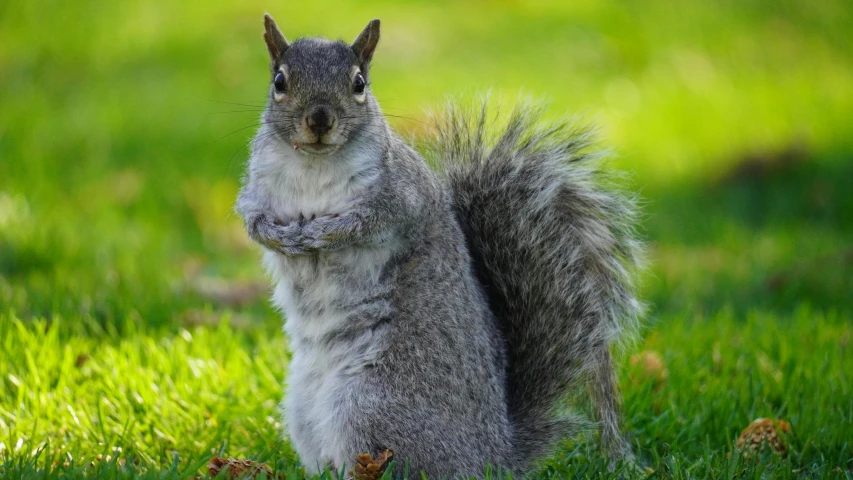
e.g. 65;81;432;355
250;134;391;471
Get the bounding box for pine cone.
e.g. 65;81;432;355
207;457;277;479
350;449;394;480
735;418;791;458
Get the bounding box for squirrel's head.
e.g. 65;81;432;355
261;14;382;157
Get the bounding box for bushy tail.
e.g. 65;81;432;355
428;101;644;464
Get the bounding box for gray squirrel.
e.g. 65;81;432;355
236;14;643;478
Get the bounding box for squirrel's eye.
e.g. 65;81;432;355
353;73;365;95
274;72;286;93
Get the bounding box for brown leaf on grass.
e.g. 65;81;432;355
628;350;669;387
207;457;277;479
75;354;90;368
735;418;791;458
193;277;268;307
179;308;253;329
350;449;394;480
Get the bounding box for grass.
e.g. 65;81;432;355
1;0;852;478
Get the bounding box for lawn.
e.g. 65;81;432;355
1;0;851;478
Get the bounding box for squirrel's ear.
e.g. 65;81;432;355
351;19;380;72
263;14;289;65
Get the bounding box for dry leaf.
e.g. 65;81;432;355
629;350;669;386
208;457;277;479
75;354;90;368
193;277;268;307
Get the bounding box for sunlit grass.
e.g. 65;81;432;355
1;0;851;477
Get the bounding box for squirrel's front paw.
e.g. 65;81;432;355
272;221;317;256
251;214;314;256
301;212;357;251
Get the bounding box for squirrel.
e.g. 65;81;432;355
236;14;643;478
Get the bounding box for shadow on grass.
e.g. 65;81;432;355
645;146;852;318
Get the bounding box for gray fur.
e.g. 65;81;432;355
236;15;643;478
430;103;644;462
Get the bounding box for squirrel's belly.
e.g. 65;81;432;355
284;343;368;472
263;248;395;341
279;294;388;471
283;346;348;472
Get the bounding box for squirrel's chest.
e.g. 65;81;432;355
257;155;393;338
258;155;372;221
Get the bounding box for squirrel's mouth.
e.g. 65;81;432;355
292;142;341;156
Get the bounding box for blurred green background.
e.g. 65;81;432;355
1;0;851;477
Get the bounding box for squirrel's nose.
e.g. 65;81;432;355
305;106;335;138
